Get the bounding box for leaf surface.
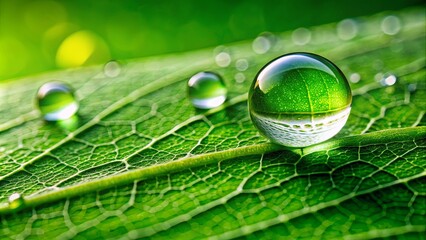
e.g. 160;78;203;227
0;8;425;239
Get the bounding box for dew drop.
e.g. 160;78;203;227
214;47;231;68
235;59;249;71
337;19;358;40
8;193;25;210
349;73;361;83
234;72;246;83
408;83;417;92
252;32;277;54
104;60;121;77
248;52;352;147
292;28;311;46
188;72;227;109
381;15;401;35
380;74;397;86
37;82;78;121
252;36;271;54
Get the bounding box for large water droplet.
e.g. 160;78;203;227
381;15;401;35
37;82;78;121
104;60;121;77
248;52;352;147
188;72;227;109
8;193;25;210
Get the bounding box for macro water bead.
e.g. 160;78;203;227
37;82;79;121
248;52;352;147
188;71;227;109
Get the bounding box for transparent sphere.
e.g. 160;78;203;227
248;52;352;147
188;72;227;109
37;82;79;121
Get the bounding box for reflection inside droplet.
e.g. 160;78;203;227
292;28;311;45
381;15;401;35
56;114;79;131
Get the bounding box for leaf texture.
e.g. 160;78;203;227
0;8;425;239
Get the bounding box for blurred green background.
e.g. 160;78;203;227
0;0;423;81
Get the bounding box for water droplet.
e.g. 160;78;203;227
349;73;361;83
337;19;358;40
235;59;249;71
248;52;352;147
37;82;79;121
8;193;25;210
252;37;270;54
188;72;227;109
408;84;417;92
234;72;246;83
104;60;121;77
375;72;384;82
214;47;231;67
292;28;311;46
381;15;401;35
252;32;277;54
380;74;397;86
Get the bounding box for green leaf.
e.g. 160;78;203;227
1;8;425;239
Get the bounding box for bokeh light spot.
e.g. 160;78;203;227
56;30;110;68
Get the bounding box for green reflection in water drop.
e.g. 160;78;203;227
248;52;352;147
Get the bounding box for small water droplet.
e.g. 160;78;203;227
235;59;249;71
215;52;231;67
292;28;311;46
380;74;397;86
104;60;121;77
349;73;361;83
252;37;270;54
8;193;25;210
337;19;358;40
234;72;246;83
214;46;231;67
188;72;227;109
37;82;79;121
374;72;384;82
381;15;401;35
408;84;417;92
252;32;277;54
